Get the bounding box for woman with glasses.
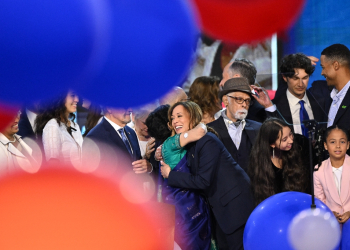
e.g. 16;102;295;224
0;110;39;174
35;91;83;167
189;76;222;124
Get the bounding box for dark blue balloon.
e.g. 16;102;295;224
342;220;350;249
76;0;198;108
243;192;332;250
0;0;107;104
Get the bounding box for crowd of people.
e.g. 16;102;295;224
1;43;350;250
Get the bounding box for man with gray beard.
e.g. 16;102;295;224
208;77;261;173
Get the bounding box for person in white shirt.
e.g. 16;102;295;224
320;44;350;129
272;53;324;137
0;110;39;174
133;109;153;158
35;91;83;167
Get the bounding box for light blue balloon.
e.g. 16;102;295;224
243;191;332;250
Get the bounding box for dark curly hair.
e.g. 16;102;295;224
35;92;76;136
321;44;350;69
248;117;308;206
189;76;220;115
145;105;171;143
280;53;315;78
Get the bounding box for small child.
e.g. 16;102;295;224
314;125;350;224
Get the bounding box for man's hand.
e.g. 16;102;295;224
144;137;155;159
339;211;350;224
160;161;171;179
132;159;152;174
155;144;163;161
251;85;273;108
307;56;319;66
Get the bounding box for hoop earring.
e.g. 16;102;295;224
272;148;275;158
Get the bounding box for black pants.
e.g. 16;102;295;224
213;220;245;250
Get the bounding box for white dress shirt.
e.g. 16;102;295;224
104;116;133;154
332;165;343;196
26;109;37;132
286;89;314;135
328;80;350;127
222;111;246;149
42;119;83;166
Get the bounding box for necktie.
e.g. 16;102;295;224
118;128;133;158
299;100;310;137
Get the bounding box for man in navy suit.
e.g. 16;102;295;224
163;132;254;250
208;77;261;173
320;44;350;129
85;107;153;174
272;53;328;136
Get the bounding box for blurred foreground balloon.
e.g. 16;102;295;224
0;165;170;249
288;208;340;250
0;103;18;132
77;0;198;108
192;0;305;43
342;220;350;249
0;0;108;103
243;192;332;250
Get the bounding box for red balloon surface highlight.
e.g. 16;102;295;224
192;0;305;43
0;167;164;250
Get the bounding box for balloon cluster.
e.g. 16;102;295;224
243;192;341;250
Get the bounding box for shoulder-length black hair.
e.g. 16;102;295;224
35;92;76;136
145;105;171;143
248;117;307;206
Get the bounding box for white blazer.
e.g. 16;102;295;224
0;133;40;174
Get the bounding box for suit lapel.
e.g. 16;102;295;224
102;118;129;155
333;88;350;125
216;117;237;152
244;121;257;145
274;92;293;125
124;126;140;161
324;159;342;206
340;155;350;203
307;91;323;123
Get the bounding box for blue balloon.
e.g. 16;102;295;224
0;0;108;104
342;220;350;249
76;0;198;108
243;192;332;250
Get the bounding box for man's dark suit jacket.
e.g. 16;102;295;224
85;117;141;165
168;133;254;235
17;110;36;139
208;117;261;172
272;88;328;128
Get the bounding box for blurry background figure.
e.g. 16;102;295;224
133;109;152;158
35;91;83;167
18;102;41;140
189;76;222;124
81;99;103;137
0;110;39;174
159;86;188;106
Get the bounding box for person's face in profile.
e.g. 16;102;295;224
320;55;337;87
3;111;21;139
65;91;79;114
171;105;191;134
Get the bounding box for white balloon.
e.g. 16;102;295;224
288;208;341;250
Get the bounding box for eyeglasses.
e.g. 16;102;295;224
226;95;252;106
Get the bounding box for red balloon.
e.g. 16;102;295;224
191;0;305;43
0;103;18;132
0;167;166;250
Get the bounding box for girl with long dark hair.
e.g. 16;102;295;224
248;117;308;206
35;91;83;166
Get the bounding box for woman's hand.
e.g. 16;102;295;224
339;211;350;223
144;137;155;159
192;123;207;140
160;161;171;178
154;144;163;161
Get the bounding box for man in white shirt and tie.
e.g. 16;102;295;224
320;44;350;129
272;53;325;137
